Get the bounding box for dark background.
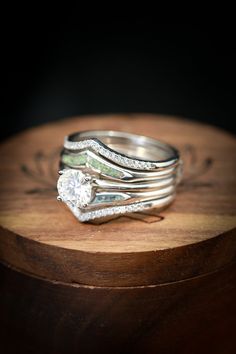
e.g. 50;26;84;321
2;21;236;141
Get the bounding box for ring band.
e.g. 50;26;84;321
57;130;183;222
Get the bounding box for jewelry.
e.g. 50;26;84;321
57;130;183;222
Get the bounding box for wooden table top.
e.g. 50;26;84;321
0;114;235;286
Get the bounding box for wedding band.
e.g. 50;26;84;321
57;130;183;222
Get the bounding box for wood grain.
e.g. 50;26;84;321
0;114;236;287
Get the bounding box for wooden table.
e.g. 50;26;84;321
0;114;236;354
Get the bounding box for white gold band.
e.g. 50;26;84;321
57;130;183;222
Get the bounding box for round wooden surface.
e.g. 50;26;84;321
0;114;236;287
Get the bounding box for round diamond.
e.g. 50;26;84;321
57;169;93;208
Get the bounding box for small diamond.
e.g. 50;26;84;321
90;141;97;148
57;169;93;208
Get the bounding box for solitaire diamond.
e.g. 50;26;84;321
57;169;93;208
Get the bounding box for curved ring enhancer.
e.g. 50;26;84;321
57;130;183;222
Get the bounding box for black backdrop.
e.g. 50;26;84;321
2;21;236;141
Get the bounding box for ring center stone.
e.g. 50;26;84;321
57;169;93;208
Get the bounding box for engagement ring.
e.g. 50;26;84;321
57;131;183;222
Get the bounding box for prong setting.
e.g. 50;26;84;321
83;174;92;183
57;169;93;209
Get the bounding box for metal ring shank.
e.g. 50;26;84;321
58;130;182;221
68;130;179;166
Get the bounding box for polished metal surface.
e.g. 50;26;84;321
57;130;183;221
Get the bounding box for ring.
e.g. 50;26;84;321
57;130;183;222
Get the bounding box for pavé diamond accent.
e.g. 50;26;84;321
64;138;167;170
67;201;147;222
